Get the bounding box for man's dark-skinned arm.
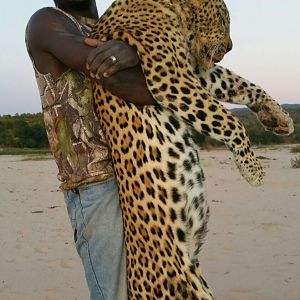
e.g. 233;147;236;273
26;8;155;106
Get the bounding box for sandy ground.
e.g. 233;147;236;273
0;145;299;300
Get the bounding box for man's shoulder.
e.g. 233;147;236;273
26;7;80;51
28;7;69;29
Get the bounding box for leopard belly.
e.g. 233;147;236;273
94;87;213;299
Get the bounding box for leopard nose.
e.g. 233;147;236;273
226;38;233;53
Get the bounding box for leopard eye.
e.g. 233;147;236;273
220;16;226;27
219;16;228;35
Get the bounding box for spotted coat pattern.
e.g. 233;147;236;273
90;0;294;299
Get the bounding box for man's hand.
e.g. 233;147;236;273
84;37;155;106
85;38;140;79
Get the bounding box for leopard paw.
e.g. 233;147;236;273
234;152;265;186
255;100;294;136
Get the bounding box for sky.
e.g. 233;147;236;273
0;0;299;115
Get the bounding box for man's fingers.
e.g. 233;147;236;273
95;57;118;78
87;49;106;72
86;40;139;77
84;38;102;48
90;55;114;78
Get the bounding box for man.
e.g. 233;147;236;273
26;0;155;299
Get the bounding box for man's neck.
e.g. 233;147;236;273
56;1;98;19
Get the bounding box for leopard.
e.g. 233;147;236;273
89;0;294;299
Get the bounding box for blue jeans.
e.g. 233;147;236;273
64;177;128;300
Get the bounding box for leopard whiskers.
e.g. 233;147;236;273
208;45;220;66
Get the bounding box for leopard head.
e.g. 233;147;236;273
177;0;232;70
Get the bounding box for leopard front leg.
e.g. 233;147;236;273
126;39;265;186
197;65;294;136
91;8;265;186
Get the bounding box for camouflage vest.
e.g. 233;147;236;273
26;8;114;190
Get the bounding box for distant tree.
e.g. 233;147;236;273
0;113;48;148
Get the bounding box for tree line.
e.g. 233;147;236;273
0;105;299;150
0;113;48;149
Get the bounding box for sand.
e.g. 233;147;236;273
0;145;299;300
